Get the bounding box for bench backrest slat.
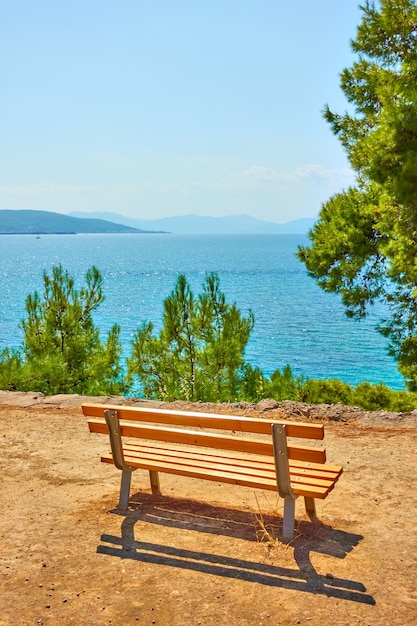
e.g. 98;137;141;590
82;403;324;440
88;417;327;464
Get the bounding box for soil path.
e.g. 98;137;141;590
1;393;416;625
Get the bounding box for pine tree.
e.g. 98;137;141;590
298;0;417;388
127;272;255;401
0;265;125;395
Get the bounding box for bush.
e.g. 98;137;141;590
352;382;417;412
264;365;304;401
299;378;353;405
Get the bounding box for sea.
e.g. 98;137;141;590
0;232;405;390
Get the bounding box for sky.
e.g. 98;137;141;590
1;1;364;223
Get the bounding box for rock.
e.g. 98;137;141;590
254;399;280;412
1;390;417;428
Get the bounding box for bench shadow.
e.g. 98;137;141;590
97;493;375;605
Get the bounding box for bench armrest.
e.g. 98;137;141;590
272;423;295;500
104;409;133;472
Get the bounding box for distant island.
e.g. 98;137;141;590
0;209;317;235
68;211;317;234
0;210;166;235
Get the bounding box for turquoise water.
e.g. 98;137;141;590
0;233;405;389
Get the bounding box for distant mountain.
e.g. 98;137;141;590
0;210;164;234
68;211;316;234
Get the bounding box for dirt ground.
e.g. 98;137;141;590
1;392;417;626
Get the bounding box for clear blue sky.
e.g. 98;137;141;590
1;1;363;223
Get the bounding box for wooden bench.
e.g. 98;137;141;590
83;402;343;541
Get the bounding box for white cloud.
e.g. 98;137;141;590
239;164;355;187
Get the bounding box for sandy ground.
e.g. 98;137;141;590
1;392;417;626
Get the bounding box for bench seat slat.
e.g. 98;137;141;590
122;442;342;481
125;440;343;474
82;403;324;439
117;446;338;489
88;418;326;464
100;453;333;499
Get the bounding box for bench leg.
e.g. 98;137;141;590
282;495;296;542
304;497;316;519
118;469;132;509
149;470;161;495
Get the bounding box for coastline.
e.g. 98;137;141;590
1;389;416;428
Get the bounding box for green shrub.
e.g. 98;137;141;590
300;378;353;405
264;364;304;401
352;382;417;412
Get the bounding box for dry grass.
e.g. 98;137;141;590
253;493;301;550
